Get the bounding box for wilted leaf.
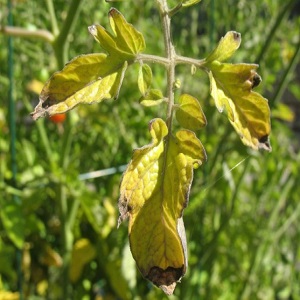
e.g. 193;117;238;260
205;31;241;63
89;8;145;58
176;94;207;130
31;54;127;119
69;239;96;282
139;89;165;107
118;118;206;294
208;61;271;151
138;64;152;95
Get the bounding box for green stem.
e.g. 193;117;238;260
255;0;297;64
1;26;54;43
46;0;59;36
271;37;300;106
53;0;83;68
158;0;175;129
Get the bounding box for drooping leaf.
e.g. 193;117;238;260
118;118;206;295
205;31;241;63
138;64;152;95
208;61;271;151
31;54;127;119
139;89;165;107
88;8;145;58
176;94;207;130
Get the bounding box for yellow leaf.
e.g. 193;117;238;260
31;54;127;120
208;61;271;151
89;8;145;58
69;239;96;283
138;64;152;95
176;94;207;130
118;118;206;295
205;31;241;63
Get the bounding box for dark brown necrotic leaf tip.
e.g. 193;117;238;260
146;265;185;295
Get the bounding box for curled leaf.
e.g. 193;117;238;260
208;61;271;151
138;64;152;95
31;55;127;119
176;94;207;130
205;31;241;63
118;118;206;294
139;89;165;107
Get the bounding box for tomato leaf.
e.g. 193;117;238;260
176;94;207;130
205;31;241;63
138;64;152;95
208;61;271;151
139;89;165;107
89;8;145;58
31;54;127;119
118;118;206;295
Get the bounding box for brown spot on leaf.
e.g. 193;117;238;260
258;135;272;152
146;265;184;295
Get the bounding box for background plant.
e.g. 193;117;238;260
1;0;300;299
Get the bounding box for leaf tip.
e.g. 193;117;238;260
258;135;272;152
146;265;185;295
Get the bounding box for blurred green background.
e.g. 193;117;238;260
1;0;300;299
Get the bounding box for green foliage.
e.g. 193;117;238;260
0;0;300;299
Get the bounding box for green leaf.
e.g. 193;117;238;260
89;8;145;58
182;0;201;7
31;54;127;119
0;200;25;249
138;64;152;95
205;31;241;63
176;94;207;130
118;118;206;295
208;61;271;151
139;89;165;107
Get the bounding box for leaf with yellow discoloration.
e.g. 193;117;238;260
118;118;206;295
204;31;271;151
176;94;207;131
31;55;127;120
208;61;271;151
69;239;96;283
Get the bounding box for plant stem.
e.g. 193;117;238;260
255;0;297;64
1;26;54;43
46;0;59;36
158;0;175;130
53;0;83;68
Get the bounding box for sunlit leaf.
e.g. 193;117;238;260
31;54;127;119
176;94;207;130
139;89;165;107
89;8;145;58
208;61;271;151
205;31;241;63
118;118;206;295
138;64;152;95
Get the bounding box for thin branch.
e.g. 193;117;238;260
1;25;54;43
46;0;59;36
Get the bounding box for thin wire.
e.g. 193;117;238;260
7;0;23;298
203;155;250;192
